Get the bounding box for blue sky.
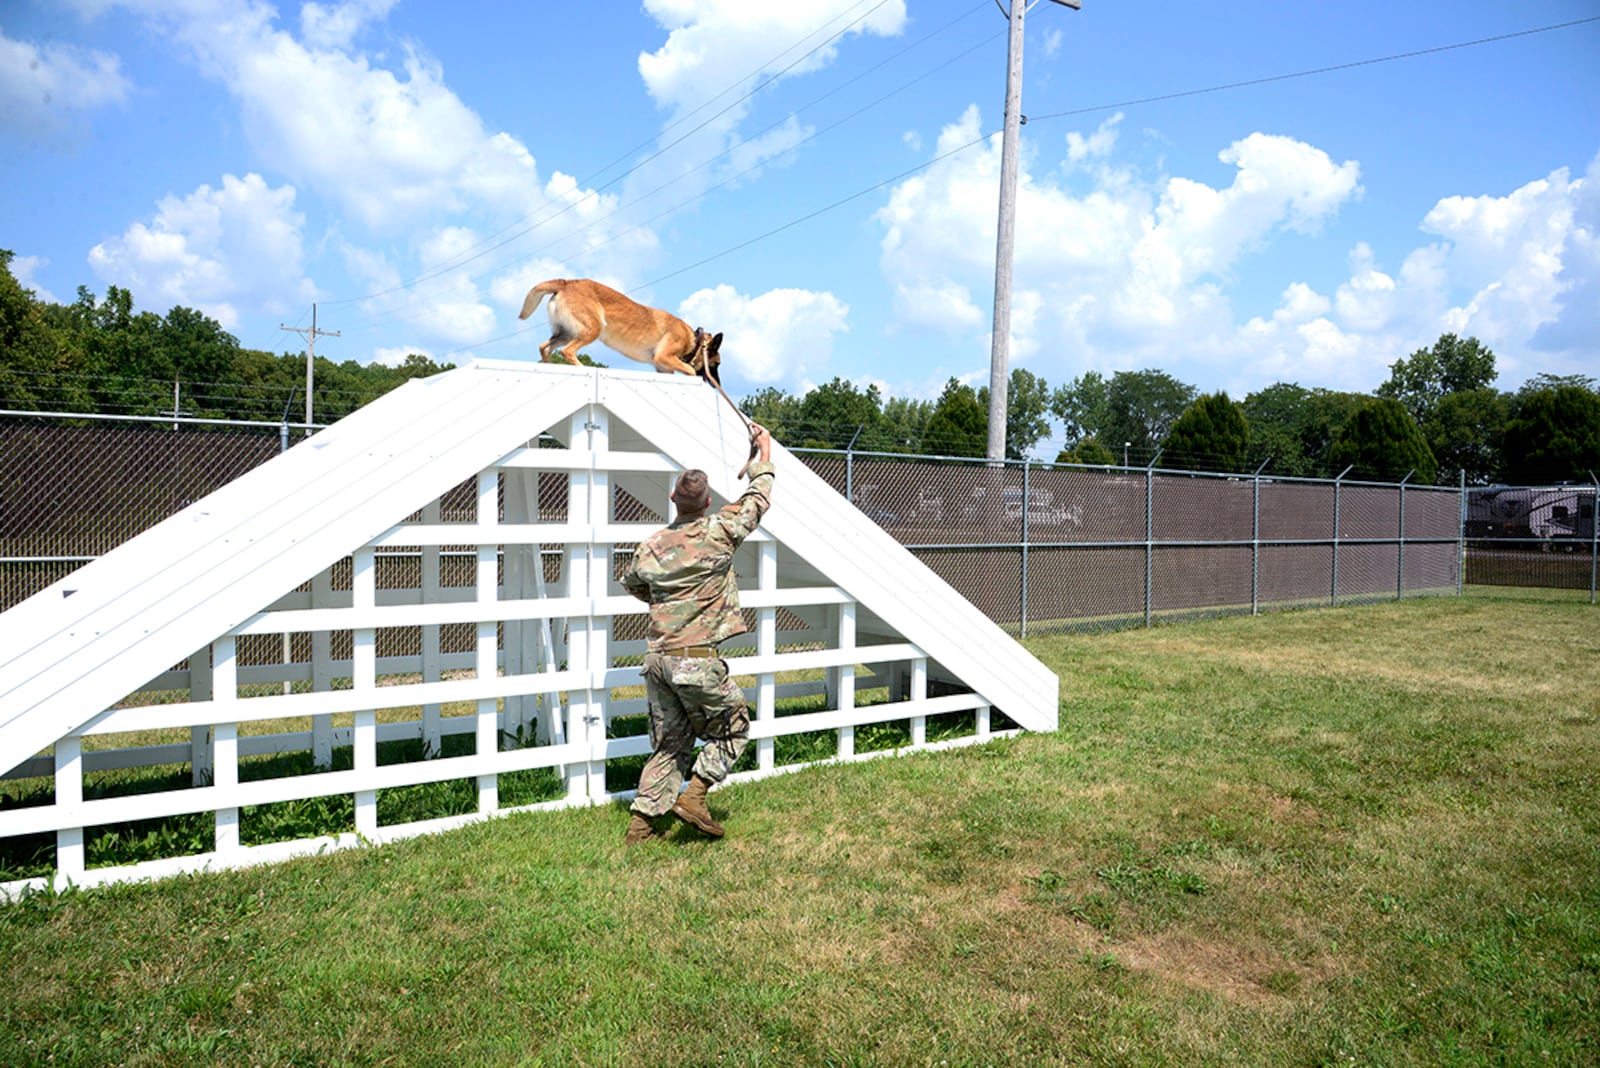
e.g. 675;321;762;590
3;0;1597;434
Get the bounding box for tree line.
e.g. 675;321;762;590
0;250;453;424
3;250;1596;484
745;335;1599;486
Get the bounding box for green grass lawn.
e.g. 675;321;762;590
2;588;1596;1066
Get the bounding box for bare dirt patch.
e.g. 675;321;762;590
1113;930;1308;1006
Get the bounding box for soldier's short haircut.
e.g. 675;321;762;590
674;469;711;510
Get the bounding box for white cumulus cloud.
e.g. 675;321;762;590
638;0;906;113
87;172;313;329
299;0;398;51
892;280;984;335
0;27;132;141
677;284;849;384
624;1;906;239
877;109;1366;385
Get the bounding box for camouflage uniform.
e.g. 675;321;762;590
621;461;775;818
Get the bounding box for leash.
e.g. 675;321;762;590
709;373;760;480
695;329;760;480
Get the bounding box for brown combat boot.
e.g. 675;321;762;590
671;775;725;838
623;811;664;844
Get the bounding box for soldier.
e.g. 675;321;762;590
620;424;775;843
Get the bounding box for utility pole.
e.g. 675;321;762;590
280;304;340;425
987;0;1080;462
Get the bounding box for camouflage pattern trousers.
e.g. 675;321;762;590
631;651;751;818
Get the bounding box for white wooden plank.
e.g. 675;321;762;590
497;448;679;473
53;737;83;886
752;691;985;739
2;740;593;837
232;585;846;635
370;522;774;548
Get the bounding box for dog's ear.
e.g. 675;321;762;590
709;332;723;355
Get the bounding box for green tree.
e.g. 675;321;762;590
874;395;935;453
64;284;171;413
1161;392;1249;473
920;378;987;458
159;306;239;386
1242;383;1367;477
792;377;883;450
1377;333;1497;425
1327;397;1437;483
977;367;1053;459
1055;436;1116;466
1242;382;1315;475
739;386;800;441
1049;369;1108;447
0;249;68;409
1102;370;1195;463
230;346;305;421
1425;387;1509;485
1500;385;1600;483
1050;369;1194;464
1520;372;1597;394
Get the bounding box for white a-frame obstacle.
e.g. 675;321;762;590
0;361;1058;894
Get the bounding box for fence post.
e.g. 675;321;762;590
1332;465;1352;607
1458;470;1467;597
1144;451;1161;627
1396;470;1412;601
1590;473;1598;605
845;425;863;505
1252;470;1261;616
1020;458;1030;638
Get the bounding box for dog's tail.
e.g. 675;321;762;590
518;279;563;320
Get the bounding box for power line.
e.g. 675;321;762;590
597;13;1600;315
1027;14;1600;124
279;304;340;424
410;12;1600;363
636;131;993;292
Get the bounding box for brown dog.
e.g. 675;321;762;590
518;278;721;382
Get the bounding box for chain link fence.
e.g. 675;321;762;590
3;412;1595;628
797;448;1490;633
1462;482;1600;593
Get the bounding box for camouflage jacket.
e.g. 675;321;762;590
622;462;775;651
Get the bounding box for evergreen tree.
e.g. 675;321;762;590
1161;392;1249;473
1327;397;1437;483
920;378;987;458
